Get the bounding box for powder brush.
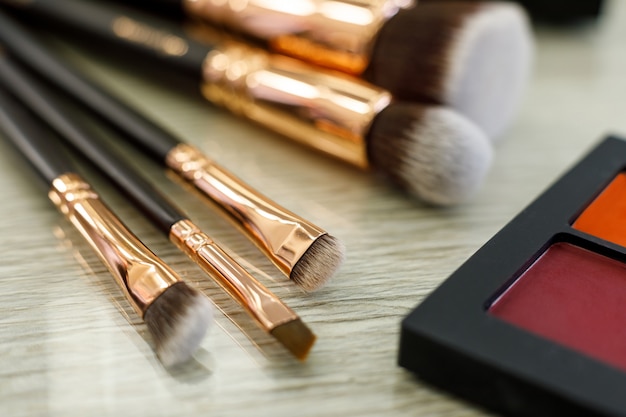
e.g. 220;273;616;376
0;53;316;359
0;2;493;205
96;0;533;140
0;8;345;292
0;84;213;368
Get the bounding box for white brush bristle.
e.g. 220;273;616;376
157;294;213;367
145;283;213;368
404;107;493;205
445;2;534;140
368;103;493;206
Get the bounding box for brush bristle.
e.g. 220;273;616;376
365;1;533;139
270;319;316;361
367;102;493;206
291;234;345;292
144;281;213;367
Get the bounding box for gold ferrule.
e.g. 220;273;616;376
198;38;392;169
48;173;180;317
170;219;297;330
184;0;415;74
166;143;326;277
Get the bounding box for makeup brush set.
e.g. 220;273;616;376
0;0;536;205
0;1;533;367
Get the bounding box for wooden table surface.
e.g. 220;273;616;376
1;2;625;416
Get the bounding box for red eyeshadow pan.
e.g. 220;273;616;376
489;242;626;371
573;172;626;247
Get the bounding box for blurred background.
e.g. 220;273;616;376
0;1;625;416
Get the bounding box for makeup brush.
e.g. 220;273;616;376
0;8;345;292
95;0;533;140
0;3;493;206
0;53;316;359
0;84;213;368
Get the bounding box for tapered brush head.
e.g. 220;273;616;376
365;1;533;140
367;103;493;206
291;234;345;292
270;318;316;361
144;281;213;367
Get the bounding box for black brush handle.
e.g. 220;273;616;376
0;53;187;235
108;0;185;17
0;0;211;80
0;9;181;162
0;87;73;186
124;0;182;6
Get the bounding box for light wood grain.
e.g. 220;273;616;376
1;2;625;416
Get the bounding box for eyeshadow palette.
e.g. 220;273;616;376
399;136;626;416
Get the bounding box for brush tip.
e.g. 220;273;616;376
291;234;345;292
446;1;533;139
270;318;317;361
367;102;493;206
368;1;533;140
144;281;213;367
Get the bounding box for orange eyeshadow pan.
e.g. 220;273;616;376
573;172;626;246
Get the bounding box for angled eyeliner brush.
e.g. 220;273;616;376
0;8;345;291
0;2;492;206
0;53;316;360
0;85;213;368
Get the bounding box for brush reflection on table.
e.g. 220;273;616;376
0;1;624;416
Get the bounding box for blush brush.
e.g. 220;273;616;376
0;2;493;206
0;52;316;360
0;7;345;292
96;0;533;140
0;83;213;368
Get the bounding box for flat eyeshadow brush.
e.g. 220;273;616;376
98;0;533;140
0;8;345;291
0;84;213;368
0;3;493;206
0;52;316;360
